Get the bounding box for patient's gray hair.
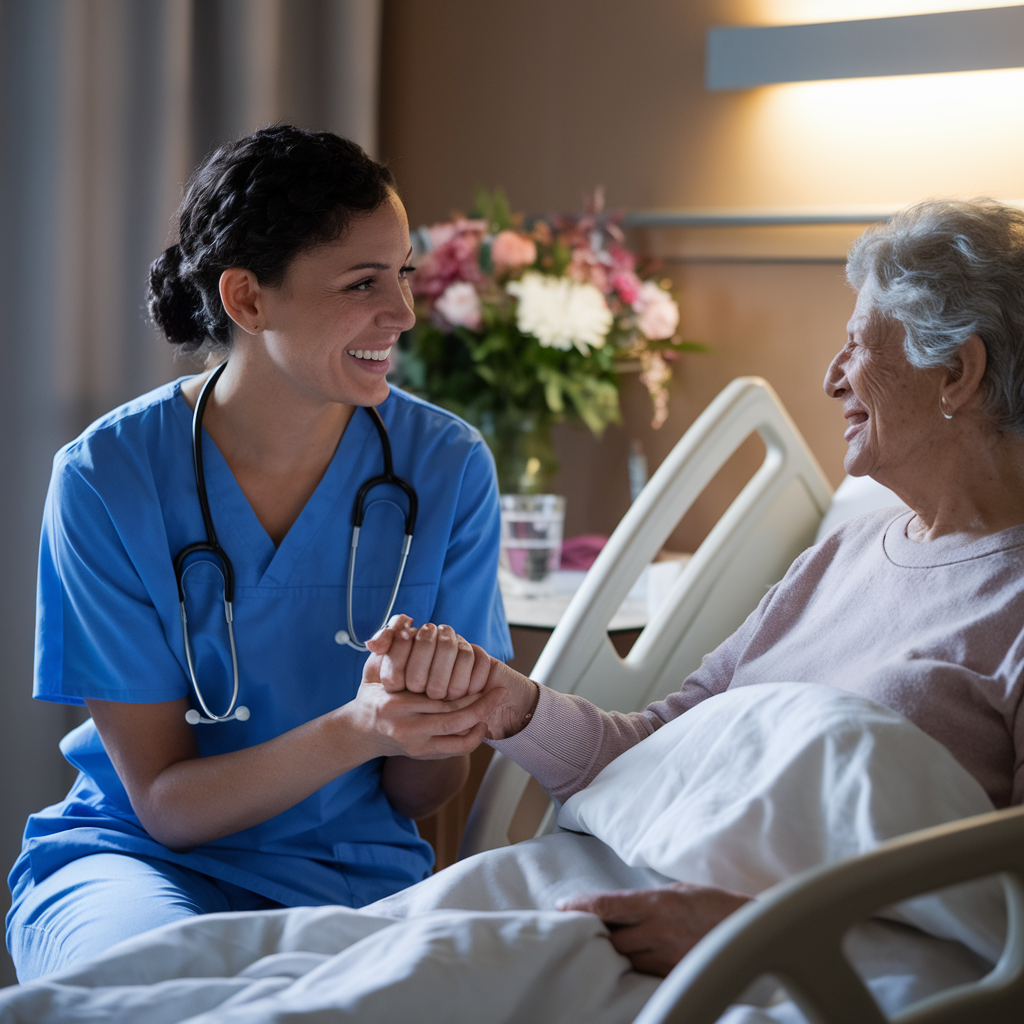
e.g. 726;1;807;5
847;198;1024;433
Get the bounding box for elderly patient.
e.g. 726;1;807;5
368;197;1024;977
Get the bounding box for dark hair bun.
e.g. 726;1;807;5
147;245;207;348
147;125;397;354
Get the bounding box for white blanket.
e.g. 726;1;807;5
0;684;1000;1023
559;683;1005;962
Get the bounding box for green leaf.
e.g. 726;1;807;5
491;188;512;231
544;375;564;414
550;239;572;276
471;186;513;233
650;338;710;354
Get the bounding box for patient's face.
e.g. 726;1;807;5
823;281;946;486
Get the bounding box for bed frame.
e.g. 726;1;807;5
462;376;1024;1023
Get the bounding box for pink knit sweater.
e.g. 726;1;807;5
491;508;1024;808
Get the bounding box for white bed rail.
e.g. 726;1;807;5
461;377;833;858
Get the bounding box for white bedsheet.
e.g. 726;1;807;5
0;837;664;1024
0;834;990;1024
0;685;998;1024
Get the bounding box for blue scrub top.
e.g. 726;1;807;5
12;379;513;909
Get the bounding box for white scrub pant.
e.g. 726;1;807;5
7;853;282;982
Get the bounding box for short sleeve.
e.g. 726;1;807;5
428;439;513;661
34;451;189;705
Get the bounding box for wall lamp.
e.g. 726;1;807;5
706;5;1024;90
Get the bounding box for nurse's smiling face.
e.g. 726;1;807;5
230;189;417;409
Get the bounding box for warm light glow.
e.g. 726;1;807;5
687;4;1024;216
735;66;1024;204
751;1;1022;25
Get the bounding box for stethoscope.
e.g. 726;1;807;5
173;361;418;725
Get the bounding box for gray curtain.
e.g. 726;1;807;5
0;0;381;985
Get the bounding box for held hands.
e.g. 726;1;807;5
364;615;540;742
365;616;491;698
342;615;505;762
556;883;750;977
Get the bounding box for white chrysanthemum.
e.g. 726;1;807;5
507;272;612;354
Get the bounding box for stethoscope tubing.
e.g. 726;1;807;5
340;404;417;651
175;361;417;722
178;363;246;724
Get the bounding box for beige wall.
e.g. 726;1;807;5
382;0;1024;214
379;0;1024;546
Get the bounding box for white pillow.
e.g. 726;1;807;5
558;683;1005;962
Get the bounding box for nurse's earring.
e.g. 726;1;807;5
940;396;954;420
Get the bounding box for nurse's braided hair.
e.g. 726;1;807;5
147;125;396;356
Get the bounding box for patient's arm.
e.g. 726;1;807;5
487;593;776;802
557;883;750;976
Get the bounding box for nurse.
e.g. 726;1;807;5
6;125;513;981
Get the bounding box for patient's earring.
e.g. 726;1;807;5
940;396;954;420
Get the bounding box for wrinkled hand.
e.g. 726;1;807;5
479;659;540;741
557;883;750;977
364;615;492;699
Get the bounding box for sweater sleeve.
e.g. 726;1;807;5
1010;657;1024;807
490;581;781;802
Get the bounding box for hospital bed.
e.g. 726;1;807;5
462;376;1024;1023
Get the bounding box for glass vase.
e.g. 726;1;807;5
477;406;557;495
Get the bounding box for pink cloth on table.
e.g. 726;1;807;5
491;507;1024;810
560;535;608;571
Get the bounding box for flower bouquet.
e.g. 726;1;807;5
395;189;702;494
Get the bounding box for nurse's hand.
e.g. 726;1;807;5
345;677;506;761
364;615;490;699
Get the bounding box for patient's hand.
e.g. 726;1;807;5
364;615;491;699
365;616;541;739
557;883;750;977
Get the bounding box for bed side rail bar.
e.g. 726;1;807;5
530;375;832;710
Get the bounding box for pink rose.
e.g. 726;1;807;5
634;281;680;340
610;270;642;305
606;243;636;274
427;218;485;250
434;281;482;331
491;230;537;270
411;222;485;299
567;248;609;293
427;223;458;249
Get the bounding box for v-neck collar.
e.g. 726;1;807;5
174;383;382;587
